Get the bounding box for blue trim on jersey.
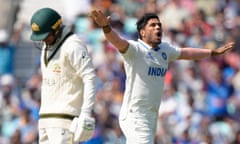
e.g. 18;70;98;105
138;39;149;50
153;47;160;51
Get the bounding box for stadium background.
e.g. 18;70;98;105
0;0;240;143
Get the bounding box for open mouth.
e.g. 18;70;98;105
156;32;162;38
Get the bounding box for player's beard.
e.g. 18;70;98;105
151;37;162;47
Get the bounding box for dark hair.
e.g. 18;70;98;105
136;13;160;39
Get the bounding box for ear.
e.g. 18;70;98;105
140;29;145;37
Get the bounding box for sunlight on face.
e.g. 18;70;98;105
142;18;162;47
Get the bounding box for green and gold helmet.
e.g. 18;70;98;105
30;8;62;41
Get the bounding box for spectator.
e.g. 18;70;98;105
0;29;15;75
1;1;240;143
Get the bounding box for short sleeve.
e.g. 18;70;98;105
160;41;181;62
121;40;138;62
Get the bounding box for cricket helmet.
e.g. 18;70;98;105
30;8;62;41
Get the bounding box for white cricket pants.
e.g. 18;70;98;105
39;128;78;144
119;110;158;144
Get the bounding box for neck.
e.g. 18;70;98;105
141;38;160;48
145;41;159;48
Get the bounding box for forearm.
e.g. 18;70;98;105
179;42;235;60
178;48;212;60
102;25;129;53
81;75;97;114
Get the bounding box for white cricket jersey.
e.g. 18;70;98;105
39;27;97;129
119;39;181;120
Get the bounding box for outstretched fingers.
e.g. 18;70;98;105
212;41;235;56
222;41;235;53
89;10;110;27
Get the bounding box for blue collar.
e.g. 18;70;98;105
153;47;160;51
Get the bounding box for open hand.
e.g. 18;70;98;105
212;41;235;56
89;10;110;27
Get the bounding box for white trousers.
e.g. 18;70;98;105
39;128;78;144
119;110;158;144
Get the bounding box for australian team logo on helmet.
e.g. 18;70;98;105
31;23;40;32
30;7;62;41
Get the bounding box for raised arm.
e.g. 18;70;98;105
90;10;129;53
178;41;235;60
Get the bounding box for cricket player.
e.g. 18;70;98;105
90;10;235;144
30;8;97;144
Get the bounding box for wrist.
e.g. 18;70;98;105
80;109;92;117
102;25;112;34
211;49;217;57
211;50;213;56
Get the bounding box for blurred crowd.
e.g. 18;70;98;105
1;0;240;144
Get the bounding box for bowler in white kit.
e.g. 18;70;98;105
90;10;235;144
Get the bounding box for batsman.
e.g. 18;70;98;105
30;8;97;144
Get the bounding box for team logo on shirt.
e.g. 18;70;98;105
52;63;61;73
161;52;167;60
148;66;167;77
145;51;167;77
